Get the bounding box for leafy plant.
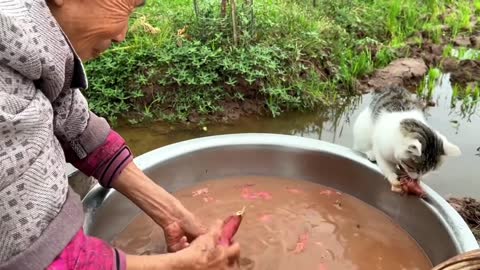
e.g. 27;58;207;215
84;0;477;125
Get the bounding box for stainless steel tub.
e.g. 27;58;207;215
82;133;479;266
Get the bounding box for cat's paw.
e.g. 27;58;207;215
389;175;403;194
386;173;401;187
391;184;403;193
366;151;376;162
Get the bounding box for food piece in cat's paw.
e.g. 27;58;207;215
386;173;401;187
399;176;426;198
391;184;403;193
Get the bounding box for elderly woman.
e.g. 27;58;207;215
0;0;240;269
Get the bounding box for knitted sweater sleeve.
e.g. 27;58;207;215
52;88;133;188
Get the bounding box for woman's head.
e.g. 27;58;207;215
47;0;145;61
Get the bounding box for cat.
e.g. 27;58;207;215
352;86;461;193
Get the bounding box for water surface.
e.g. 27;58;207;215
112;176;432;270
117;75;480;198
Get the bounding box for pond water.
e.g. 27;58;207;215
117;74;480;199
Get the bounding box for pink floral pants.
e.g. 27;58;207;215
47;229;126;270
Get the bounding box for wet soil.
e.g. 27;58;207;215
359;58;428;92
447;197;480;244
112;176;432;270
359;32;480;94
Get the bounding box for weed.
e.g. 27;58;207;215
475;0;480;13
418;67;442;100
84;0;478;124
374;46;396;68
444;46;480;61
445;0;474;37
450;83;480;118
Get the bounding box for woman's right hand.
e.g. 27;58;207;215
174;220;241;270
126;220;241;270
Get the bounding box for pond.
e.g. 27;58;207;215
117;74;480;199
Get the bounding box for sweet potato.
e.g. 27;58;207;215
400;177;426;198
218;206;245;246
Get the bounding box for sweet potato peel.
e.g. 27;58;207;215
241;187;272;200
218;206;245;246
192;188;209;197
399;177;426;198
293;233;309;254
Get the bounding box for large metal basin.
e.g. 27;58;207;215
82;133;478;266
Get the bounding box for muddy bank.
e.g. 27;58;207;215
189;99;266;124
442;58;480;85
408;33;480;85
359;58;428;92
126;30;480;126
359;31;480;94
448;197;480;243
223;31;480;121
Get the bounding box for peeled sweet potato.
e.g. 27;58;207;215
218;206;245;246
399;177;426;198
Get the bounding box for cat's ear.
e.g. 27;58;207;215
443;140;461;157
407;139;422;156
436;131;461;157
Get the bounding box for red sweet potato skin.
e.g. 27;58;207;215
218;213;243;246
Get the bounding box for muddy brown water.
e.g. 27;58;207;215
112;176;432;270
117;74;480;199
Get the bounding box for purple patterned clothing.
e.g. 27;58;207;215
0;0;133;269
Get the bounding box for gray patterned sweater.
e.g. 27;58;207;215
0;1;133;269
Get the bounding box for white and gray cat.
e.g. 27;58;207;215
353;86;461;193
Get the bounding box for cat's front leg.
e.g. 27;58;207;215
375;155;402;193
365;150;376;162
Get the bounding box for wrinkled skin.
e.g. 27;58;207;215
175;220;241;270
47;0;206;252
47;0;145;61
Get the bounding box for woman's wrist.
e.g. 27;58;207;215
112;161;181;227
126;253;187;270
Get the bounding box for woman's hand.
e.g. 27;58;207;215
112;162;206;252
174;220;241;270
126;221;240;270
162;202;206;252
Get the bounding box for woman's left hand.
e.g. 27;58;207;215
112;162;207;253
163;204;207;252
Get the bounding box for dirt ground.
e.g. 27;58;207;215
448;197;480;243
359;32;480;94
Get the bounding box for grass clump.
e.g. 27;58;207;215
443;45;480;60
84;0;478;125
417;67;442;101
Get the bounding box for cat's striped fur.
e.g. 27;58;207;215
353;86;461;192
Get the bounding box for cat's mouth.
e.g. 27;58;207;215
397;164;419;180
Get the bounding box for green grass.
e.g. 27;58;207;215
416;67;479;117
418;67;442;101
451;83;480;118
443;45;480;60
84;0;478;125
445;0;474;37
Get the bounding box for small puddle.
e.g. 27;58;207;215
117;74;480;198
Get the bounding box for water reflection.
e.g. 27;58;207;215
117;76;479;198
